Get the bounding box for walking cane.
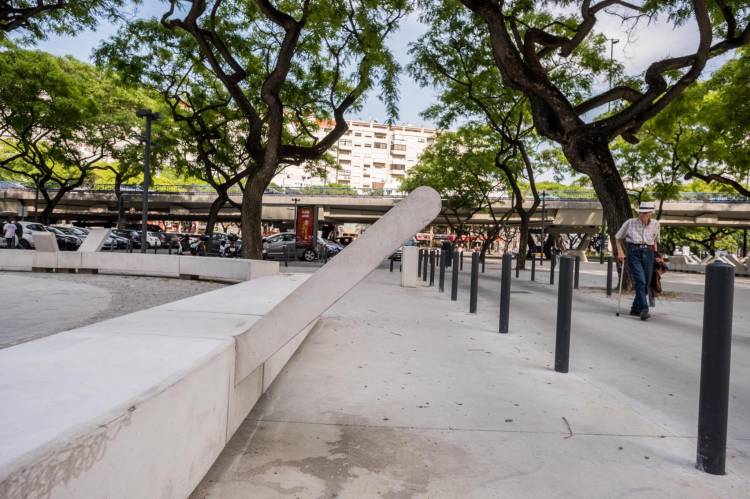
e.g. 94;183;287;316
615;257;626;317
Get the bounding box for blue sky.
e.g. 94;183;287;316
19;3;721;130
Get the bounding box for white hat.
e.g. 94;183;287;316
637;202;655;213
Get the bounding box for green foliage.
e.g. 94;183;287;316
1;1;134;42
300;183;356;195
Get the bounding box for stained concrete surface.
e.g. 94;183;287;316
191;261;750;498
0;271;225;348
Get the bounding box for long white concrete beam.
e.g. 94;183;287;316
235;186;442;383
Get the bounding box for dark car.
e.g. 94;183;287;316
44;226;82;251
111;229;142;249
262;232;321;262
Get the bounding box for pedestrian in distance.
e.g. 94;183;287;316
14;219;22;248
615;202;662;321
3;218;17;249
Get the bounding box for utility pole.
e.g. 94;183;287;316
136;109;161;254
540;190;546;264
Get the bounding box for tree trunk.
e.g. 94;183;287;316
205;190;229;235
39;188;68;225
241;178;265;259
516;212;530;269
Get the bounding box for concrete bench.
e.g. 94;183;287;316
0;186;442;499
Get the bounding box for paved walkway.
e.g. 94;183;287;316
192;261;750;498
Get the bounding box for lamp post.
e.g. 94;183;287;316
291;197;301;234
540;190;547;264
136;109;161;254
608;38;620;113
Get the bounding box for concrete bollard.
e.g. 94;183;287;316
422;249;428;282
429;250;436;286
418;249;423;278
550;254;556;285
469;252;479;313
696;262;735;475
439;250;446;292
606;257;613;296
499;253;512;334
574;256;580;289
451;251;459;301
555;256;574;373
531;252;536;281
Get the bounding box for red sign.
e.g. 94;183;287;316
296;206;315;246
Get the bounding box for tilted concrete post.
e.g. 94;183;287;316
79;228;111;252
235;186;442;383
401;246;419;288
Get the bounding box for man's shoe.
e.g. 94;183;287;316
640;310;651;321
629;310;640;317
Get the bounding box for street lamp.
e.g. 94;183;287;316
540;190;547;264
291;197;301;234
136;109;161;254
608;38;620;113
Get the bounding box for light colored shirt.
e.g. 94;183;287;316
3;223;17;239
615;217;660;245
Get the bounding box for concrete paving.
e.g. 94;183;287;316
191;261;750;498
0;272;225;348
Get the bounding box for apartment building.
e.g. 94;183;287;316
274;120;438;191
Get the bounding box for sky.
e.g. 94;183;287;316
20;2;730;129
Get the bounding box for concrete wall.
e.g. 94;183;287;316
0;250;278;283
0;274;314;499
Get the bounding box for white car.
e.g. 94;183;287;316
16;221;48;249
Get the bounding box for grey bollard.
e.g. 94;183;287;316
531;252;536;281
574;256;580;289
460;251;464;271
439;250;446;292
606;257;613;296
469;252;479;313
429;250;436;286
451;252;459;301
555;256;574;373
418;249;423;278
696;262;735;475
422;249;428;282
499;253;512;334
550;254;556;285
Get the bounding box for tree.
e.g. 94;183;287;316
1;0;131;40
452;0;750;254
0;44;144;223
159;0;410;258
401;126;510;259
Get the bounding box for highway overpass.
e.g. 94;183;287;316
1;185;749;232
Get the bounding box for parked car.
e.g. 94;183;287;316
16;221;48;249
111;229;142;249
262;232;321;261
321;239;344;257
44;226;83;251
391;238;417;261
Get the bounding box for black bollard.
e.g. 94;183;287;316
550;254;556;285
499;253;512;334
481;254;485;273
531;252;536;281
606;256;613;296
283;244;289;267
460;251;464;271
390;257;394;272
696;262;735;475
451;252;459;301
422;250;428;282
555;256;574;373
515;255;520;279
429;250;436;286
439;250;446;292
574;256;580;289
469;252;479;313
418;249;423;278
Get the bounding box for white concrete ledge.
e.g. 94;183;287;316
0;273;314;499
0;250;278;283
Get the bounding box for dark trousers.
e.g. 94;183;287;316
627;244;655;313
5;237;14;249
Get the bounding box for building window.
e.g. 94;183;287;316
391;143;407;151
340;159;351;165
339;139;352;146
373;162;385;168
391;163;405;170
354;132;362;137
417;137;426;143
374;132;386;139
374;142;387;149
365;143;372;148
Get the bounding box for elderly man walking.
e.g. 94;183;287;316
615;202;661;321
